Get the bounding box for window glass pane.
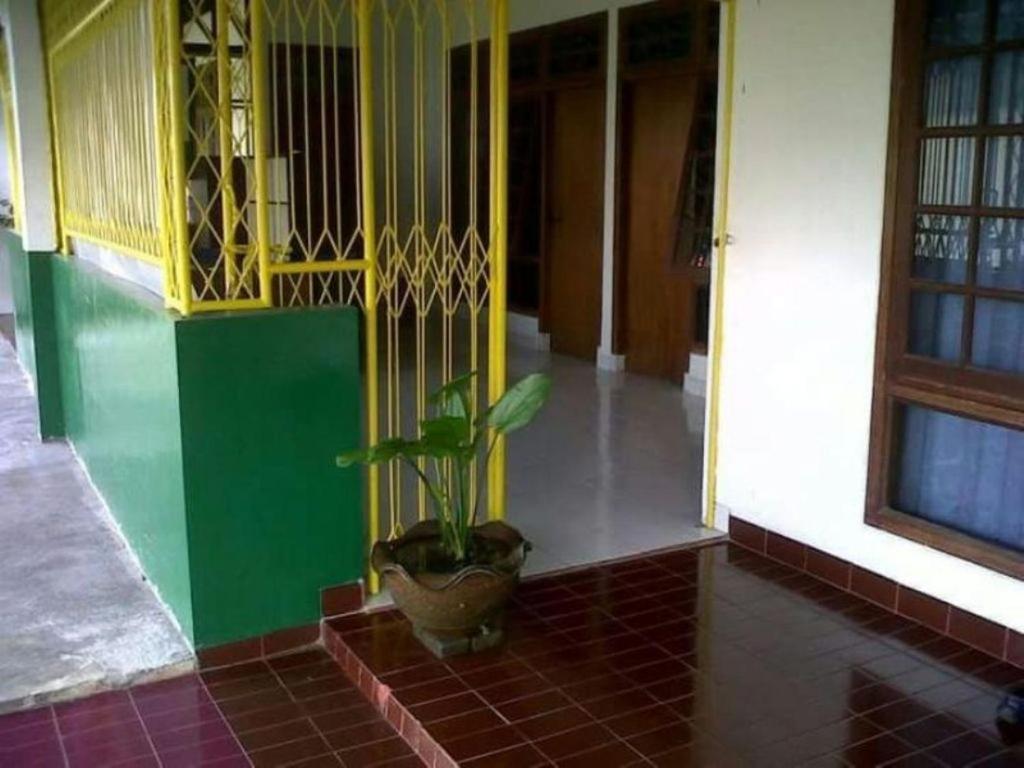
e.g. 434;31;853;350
928;0;987;46
971;297;1024;373
996;0;1024;40
983;136;1024;208
896;405;1024;553
978;217;1024;290
626;12;692;66
925;56;982;127
909;291;964;361
914;214;970;283
990;51;1024;124
919;138;976;205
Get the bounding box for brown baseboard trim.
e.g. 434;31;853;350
729;516;1024;670
321;581;365;618
196;623;322;669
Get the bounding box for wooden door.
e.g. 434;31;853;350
623;75;698;381
546;86;605;361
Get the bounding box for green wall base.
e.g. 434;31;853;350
6;231;64;438
8;242;365;649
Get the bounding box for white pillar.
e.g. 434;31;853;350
3;0;57;252
596;7;624;372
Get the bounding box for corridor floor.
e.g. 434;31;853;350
3;541;1022;767
0;338;192;713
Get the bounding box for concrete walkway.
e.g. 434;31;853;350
0;338;193;714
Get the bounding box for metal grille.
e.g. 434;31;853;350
0;33;21;232
41;0;510;590
48;0;164;267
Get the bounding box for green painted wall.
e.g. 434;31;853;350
177;309;364;647
5;231;64;437
7;232;35;377
16;251;366;649
49;254;195;642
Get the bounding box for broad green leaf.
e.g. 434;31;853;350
488;373;551;435
421;416;468;448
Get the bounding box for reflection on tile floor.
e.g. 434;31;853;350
325;542;1024;767
0;649;417;767
3;542;1022;767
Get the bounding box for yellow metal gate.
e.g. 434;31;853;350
42;0;510;591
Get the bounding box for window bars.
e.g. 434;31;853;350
0;34;21;233
41;0;510;585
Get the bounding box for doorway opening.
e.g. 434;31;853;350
498;0;725;573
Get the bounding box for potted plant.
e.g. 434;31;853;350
338;371;551;657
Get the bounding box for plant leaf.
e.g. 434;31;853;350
421;416;468;449
488;373;551;435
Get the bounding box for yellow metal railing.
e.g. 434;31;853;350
0;33;22;233
41;0;510;588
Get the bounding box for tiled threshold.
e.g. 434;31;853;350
322;541;1024;767
728;517;1024;670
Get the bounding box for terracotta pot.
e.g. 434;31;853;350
371;520;529;639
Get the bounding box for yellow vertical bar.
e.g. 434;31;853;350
44;53;68;252
166;0;193;314
705;0;737;530
487;0;509;521
357;0;381;593
215;0;236;295
250;0;273;306
150;0;174;298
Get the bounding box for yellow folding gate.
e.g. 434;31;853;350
42;0;510;591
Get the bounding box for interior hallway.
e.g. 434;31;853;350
505;342;721;575
0;338;192;713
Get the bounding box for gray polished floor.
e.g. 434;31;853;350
503;343;721;575
0;338;192;714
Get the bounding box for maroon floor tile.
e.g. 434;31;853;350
554;740;643;768
460;743;550;768
948;607;1009;659
897;588;950;633
439;724;524;762
533;722;618;761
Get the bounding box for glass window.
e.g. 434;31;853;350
928;0;987;46
896;405;1024;553
913;214;970;283
990;51;1024;124
909;291;964;361
919;137;976;205
997;0;1024;41
924;56;982;127
972;298;1024;374
977;217;1024;290
983;136;1024;208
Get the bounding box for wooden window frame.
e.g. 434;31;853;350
867;0;1024;580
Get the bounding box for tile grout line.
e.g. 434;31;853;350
49;706;71;768
125;687;166;768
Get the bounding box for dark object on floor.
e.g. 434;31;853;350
998;686;1024;745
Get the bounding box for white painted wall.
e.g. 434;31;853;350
715;0;1024;632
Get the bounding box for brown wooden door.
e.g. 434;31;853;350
546;86;605;361
623;75;698;381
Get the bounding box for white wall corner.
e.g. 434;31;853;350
683;353;708;398
5;0;57;252
596;346;625;372
507;311;551;352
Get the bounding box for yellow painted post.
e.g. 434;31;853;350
249;0;273;306
357;0;381;593
165;0;193;314
705;0;737;530
215;0;237;295
487;0;509;521
150;0;173;297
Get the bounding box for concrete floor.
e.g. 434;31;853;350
0;338;192;714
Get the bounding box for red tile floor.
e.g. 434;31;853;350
2;541;1023;767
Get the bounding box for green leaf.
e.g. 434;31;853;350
337;438;418;467
488;373;551;435
421;417;468;449
430;371;476;408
